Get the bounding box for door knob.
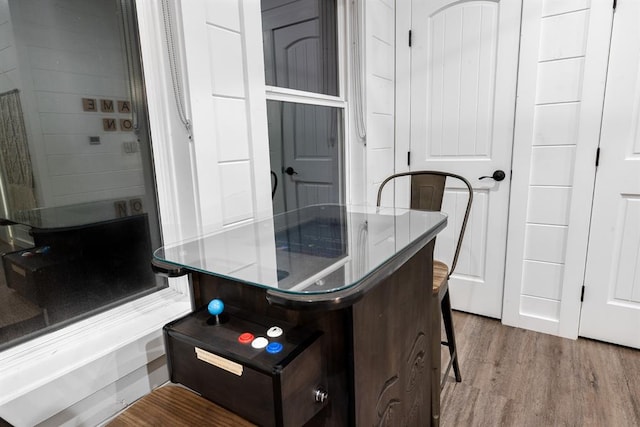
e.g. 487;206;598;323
284;166;298;176
479;170;506;182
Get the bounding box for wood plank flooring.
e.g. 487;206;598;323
108;310;639;427
440;311;640;426
107;385;255;427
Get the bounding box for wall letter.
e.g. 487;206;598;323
101;99;114;112
103;118;117;131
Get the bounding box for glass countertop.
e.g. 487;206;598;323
0;198;145;230
154;204;447;296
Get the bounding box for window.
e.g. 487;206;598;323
0;0;165;350
261;0;345;214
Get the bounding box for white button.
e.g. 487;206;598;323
251;337;269;349
267;326;283;338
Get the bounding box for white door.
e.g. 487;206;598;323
410;0;521;318
579;1;640;349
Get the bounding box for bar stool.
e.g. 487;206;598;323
377;171;473;389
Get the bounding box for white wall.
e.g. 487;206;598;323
0;0;19;93
503;0;612;337
7;0;143;207
363;0;396;206
180;0;272;235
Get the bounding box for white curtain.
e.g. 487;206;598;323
0;89;37;213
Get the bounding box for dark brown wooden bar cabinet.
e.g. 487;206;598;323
154;204;447;426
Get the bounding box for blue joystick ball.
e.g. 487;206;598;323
208;299;224;316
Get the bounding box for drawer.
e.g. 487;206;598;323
164;305;327;427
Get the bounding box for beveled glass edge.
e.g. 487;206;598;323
152;204;448;296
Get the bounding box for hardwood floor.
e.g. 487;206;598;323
107;385;255;427
109;310;638;426
440;311;640;426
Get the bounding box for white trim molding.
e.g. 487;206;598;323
0;289;190;425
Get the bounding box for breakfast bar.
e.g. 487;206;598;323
153;204;447;426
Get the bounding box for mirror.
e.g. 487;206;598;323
0;0;165;349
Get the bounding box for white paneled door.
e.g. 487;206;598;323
410;0;521;318
579;1;640;349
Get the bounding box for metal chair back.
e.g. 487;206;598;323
376;171;473;276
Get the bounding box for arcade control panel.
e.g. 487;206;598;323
163;299;327;427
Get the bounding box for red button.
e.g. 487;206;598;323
238;332;254;344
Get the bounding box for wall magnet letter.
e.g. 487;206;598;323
101;99;114;112
82;98;97;112
103;118;117;131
